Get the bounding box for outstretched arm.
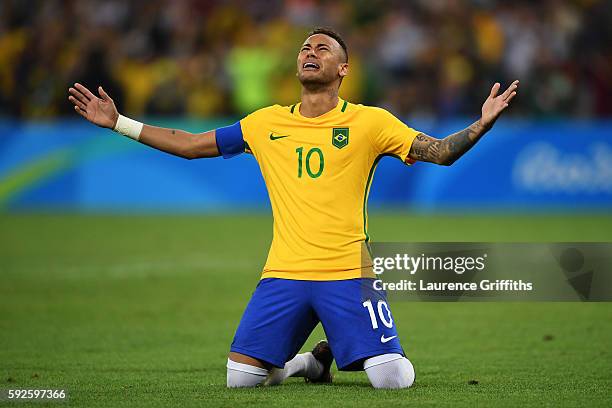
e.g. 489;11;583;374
408;80;519;166
68;83;220;159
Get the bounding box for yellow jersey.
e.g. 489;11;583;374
237;98;420;280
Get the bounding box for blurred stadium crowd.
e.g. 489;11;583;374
0;0;610;119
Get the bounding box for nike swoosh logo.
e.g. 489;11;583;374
380;335;397;343
269;133;290;140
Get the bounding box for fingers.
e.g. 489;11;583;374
68;87;89;105
501;79;519;100
74;105;87;118
98;86;112;102
68;95;87;111
74;83;96;100
489;82;500;98
505;91;517;105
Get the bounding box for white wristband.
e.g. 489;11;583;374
113;114;143;141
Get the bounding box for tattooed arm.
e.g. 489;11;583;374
408;80;519;166
408;120;488;166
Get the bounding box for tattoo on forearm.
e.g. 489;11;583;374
408;120;488;165
171;129;176;135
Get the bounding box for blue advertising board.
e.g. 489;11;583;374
0;119;610;212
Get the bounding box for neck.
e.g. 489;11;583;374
299;86;339;118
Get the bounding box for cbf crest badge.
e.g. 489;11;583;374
332;127;349;149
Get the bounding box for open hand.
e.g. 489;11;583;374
68;83;119;129
480;80;519;129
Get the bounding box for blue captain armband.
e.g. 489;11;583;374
215;121;246;159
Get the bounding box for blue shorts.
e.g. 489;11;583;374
230;278;404;371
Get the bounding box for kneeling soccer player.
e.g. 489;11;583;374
68;28;518;389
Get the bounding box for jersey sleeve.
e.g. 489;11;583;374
216;105;275;158
370;108;421;164
238;106;276;156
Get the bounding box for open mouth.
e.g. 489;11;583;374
303;62;320;71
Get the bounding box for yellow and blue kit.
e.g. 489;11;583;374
216;99;420;369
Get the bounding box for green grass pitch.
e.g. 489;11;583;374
1;213;611;407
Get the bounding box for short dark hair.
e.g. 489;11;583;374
307;27;348;62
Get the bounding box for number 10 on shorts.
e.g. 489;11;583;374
362;299;394;329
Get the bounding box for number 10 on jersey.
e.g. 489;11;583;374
296;147;324;178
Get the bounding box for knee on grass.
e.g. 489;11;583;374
226;354;416;389
226;359;268;388
364;354;415;389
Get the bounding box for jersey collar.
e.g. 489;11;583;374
292;98;347;120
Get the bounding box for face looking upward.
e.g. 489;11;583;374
297;33;349;90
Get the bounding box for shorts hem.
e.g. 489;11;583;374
337;347;405;371
229;346;285;369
